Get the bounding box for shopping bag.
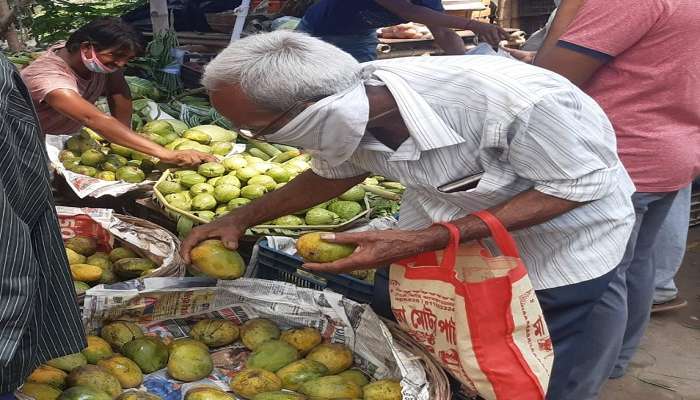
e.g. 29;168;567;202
389;210;553;400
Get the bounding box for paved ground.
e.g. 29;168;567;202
600;227;700;400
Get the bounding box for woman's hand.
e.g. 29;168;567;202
160;149;218;167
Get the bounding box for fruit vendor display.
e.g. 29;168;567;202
21;318;402;400
66;235;158;296
154;152;403;239
59;122;239;183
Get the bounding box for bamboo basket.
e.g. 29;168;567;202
153;169;372;237
383;319;454;399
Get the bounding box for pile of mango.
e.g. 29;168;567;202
59;122;238;183
21;318;401;400
157;153;370;230
65;236;157;295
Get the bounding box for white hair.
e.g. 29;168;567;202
202;31;363;111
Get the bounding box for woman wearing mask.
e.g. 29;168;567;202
21;17;215;166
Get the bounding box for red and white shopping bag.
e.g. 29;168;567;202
389;211;553;400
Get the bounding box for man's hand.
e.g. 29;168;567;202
180;215;248;263
302;227;449;273
467;20;509;47
501;46;537;64
161;149;218;167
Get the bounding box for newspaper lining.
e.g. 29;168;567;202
83;277;430;400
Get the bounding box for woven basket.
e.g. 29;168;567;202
205;11;237;33
74;213;187;305
383;319;452;399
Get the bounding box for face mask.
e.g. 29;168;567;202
81;46;117;74
264;82;370;169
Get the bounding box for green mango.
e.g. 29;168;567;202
113;258;157;279
121;337;169;374
247;340;299;372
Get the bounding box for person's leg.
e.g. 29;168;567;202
536;267;617;400
563;192;657;400
652;184;691;307
0;392;15;400
612;190;679;376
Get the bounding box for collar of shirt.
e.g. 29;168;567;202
366;68;466;161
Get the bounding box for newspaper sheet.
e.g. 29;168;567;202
57;206;185;279
83;277;430;400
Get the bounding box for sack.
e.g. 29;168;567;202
389;211;553;400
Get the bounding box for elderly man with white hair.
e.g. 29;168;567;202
180;31;635;399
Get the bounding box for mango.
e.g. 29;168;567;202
121;337;169;373
86;254;111;270
252;392;307;400
189;319;239;348
109;247;137;262
339;186;365;202
116;166;145;183
180;174;207;188
116;391;162;400
276;359;328;391
113;258;157;279
198;162;226;178
167;339;213;382
65;237;97;256
74;281;90;296
98;355;143;388
100;321;144;351
189;240;246;280
240;319;281;351
71;166;98;177
296;233;356;263
184;388;235;400
230;368;282;399
67;365;122;399
306;344;353;375
82;336;113;364
110;143;132;157
95;171;117;181
280;328;322;356
20;383;62;400
66;248;86;265
299;376;362;399
59;386;112;400
99;268;118;285
27;365;68;389
70;264;103;282
47;353;88;372
338;369;369;388
362;379;402;400
247;340;299;372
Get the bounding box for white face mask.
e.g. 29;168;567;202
264;83;370;169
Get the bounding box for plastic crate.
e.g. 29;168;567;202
250;239;375;304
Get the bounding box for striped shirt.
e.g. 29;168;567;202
0;54;86;391
312;55;636;290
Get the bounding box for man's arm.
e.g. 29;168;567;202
303;190;582;272
44;89;217;166
428;26;465;55
376;0;508;46
180;170;367;260
105;71;133;129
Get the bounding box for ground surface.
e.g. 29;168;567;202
600;228;700;400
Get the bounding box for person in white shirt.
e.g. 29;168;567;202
179;31;635;399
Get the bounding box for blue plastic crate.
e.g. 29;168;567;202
251;239;375;304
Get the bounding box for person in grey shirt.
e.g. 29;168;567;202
0;53;86;397
180;31;635;399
